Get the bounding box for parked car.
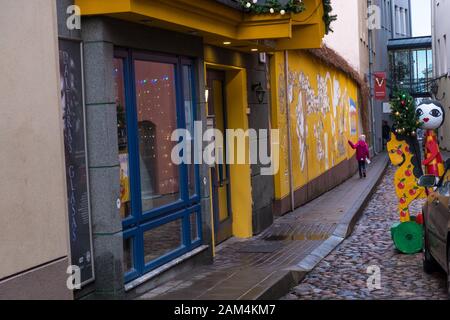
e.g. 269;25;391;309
418;159;450;297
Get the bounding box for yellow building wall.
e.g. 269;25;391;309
271;51;360;200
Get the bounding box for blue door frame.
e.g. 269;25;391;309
114;48;202;283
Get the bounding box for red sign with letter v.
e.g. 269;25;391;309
374;72;387;101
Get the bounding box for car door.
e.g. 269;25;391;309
427;180;450;271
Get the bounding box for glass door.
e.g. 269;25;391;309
207;69;232;244
114;49;202;283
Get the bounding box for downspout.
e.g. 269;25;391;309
408;0;412;36
368;0;377;155
284;50;295;212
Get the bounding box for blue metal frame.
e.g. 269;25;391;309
181;60;201;205
115;48;202;283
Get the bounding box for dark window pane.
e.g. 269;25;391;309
183;65;196;197
114;58;132;219
134;60;180;212
393;50;411;83
190;212;199;242
123;237;134;273
143;219;183;264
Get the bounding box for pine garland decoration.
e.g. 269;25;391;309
390;90;420;137
239;0;336;35
322;0;337;34
238;0;305;15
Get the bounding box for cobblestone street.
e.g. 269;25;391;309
283;166;449;300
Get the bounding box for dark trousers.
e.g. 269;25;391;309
382;137;389;150
358;160;366;177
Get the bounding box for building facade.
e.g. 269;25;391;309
322;0;413;153
323;0;370;79
1;0;372;299
323;0;370;149
432;0;450;150
55;0;329;298
0;0;72;299
371;0;412;152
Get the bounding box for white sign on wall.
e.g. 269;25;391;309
383;102;392;114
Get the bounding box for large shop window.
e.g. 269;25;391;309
113;49;201;283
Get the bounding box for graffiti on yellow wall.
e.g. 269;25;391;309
271;51;361;200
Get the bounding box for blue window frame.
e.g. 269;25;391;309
114;48;202;283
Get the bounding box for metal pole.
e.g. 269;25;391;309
284;50;295;212
368;0;377;155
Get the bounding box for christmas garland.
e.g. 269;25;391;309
322;0;337;34
238;0;305;15
239;0;336;34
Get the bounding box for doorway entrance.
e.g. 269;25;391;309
114;49;202;283
207;69;232;244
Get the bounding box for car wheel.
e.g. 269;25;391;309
423;224;440;274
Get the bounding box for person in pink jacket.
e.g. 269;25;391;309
348;135;370;178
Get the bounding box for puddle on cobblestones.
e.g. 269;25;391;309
263;222;335;241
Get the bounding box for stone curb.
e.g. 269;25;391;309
248;153;390;300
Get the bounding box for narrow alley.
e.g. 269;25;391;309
283;166;448;300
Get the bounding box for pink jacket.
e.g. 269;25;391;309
348;140;370;161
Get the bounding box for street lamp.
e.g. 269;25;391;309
251;82;266;104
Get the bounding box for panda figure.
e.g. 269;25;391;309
416;100;445;177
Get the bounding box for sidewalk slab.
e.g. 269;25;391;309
136;153;389;301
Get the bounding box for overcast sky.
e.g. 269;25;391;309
411;0;431;36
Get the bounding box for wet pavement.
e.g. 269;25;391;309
136;155;389;300
283;165;449;300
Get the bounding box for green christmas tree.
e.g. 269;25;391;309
390;90;420;137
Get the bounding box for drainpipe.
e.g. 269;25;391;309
368;0;377;155
284;50;295;212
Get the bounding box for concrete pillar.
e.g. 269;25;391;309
82;18;124;296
